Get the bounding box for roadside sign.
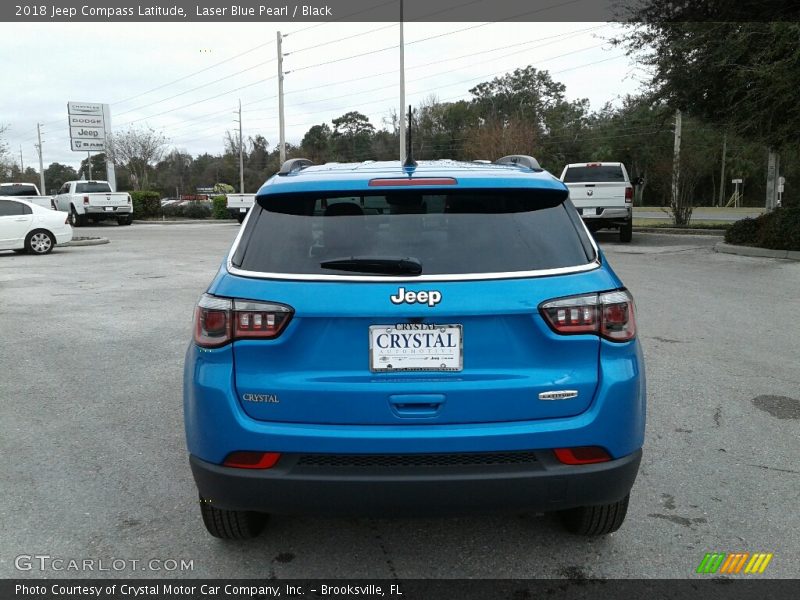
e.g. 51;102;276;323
731;178;743;184
71;139;106;152
67;101;103;116
67;100;116;191
70;125;104;140
68;114;105;128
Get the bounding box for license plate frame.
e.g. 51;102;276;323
369;324;463;373
239;207;247;213
104;206;114;212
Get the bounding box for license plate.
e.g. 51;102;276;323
239;207;247;213
104;206;113;211
369;324;462;372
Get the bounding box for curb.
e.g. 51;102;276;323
715;242;800;261
133;219;237;225
634;227;725;236
63;237;110;247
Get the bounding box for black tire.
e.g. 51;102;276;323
558;494;630;536
118;215;133;226
236;213;246;224
69;207;87;227
199;495;267;539
619;219;633;243
25;230;55;255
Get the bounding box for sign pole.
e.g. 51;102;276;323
103;104;116;191
36;123;45;195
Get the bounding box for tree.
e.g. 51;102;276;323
0;124;11;180
107;126;167;190
301;124;332;163
332;112;374;161
617;8;800;150
44;163;79;193
78;153;108;181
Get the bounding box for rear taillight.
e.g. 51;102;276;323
540;289;636;342
64;215;69;225
193;294;293;348
83;195;90;205
127;195;131;204
625;186;633;203
223;451;281;469
554;447;611;465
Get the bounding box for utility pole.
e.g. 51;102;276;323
718;133;726;207
277;31;286;164
671;109;682;207
766;149;780;210
87;152;92;180
19;145;23;171
399;0;406;162
237;99;244;193
35;123;45;194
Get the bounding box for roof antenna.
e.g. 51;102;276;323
403;105;417;170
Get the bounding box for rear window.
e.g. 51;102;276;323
76;182;112;193
232;189;595;277
563;166;625;183
0;184;38;196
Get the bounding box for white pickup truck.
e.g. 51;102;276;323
0;182;54;210
53;180;133;226
560;162;639;243
226;193;255;224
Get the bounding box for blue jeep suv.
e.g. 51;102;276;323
184;155;645;538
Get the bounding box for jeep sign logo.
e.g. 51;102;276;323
390;287;442;307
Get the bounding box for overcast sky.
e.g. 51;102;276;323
0;21;646;171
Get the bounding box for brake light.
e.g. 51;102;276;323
127;195;131;204
193;294;293;348
64;215;69;225
83;195;90;205
625;186;633;203
368;177;457;186
554;447;611;465
223;451;281;469
540;289;636;342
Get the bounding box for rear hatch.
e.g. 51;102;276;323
562;165;628;210
220;187;613;426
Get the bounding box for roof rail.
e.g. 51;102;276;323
278;158;313;176
494;155;542;171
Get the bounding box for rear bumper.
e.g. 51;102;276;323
578;207;631;226
84;206;132;215
190;449;641;516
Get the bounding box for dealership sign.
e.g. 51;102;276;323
67;101;110;151
66;100;116;190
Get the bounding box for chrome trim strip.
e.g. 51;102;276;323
225;205;601;283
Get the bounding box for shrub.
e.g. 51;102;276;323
183;202;212;219
725;208;800;250
212;195;229;219
130;191;161;218
161;203;185;218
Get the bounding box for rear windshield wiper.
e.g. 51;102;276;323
320;256;423;276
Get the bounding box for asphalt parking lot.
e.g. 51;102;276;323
1;223;798;579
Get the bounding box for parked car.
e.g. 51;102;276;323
226;193;255;223
559;162;637;243
52;180;132;226
0;197;72;255
0;182;54;210
184;156;645;539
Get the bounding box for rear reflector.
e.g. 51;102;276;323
554;447;611;465
540;289;636;342
223;451;281;469
369;177;457;187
